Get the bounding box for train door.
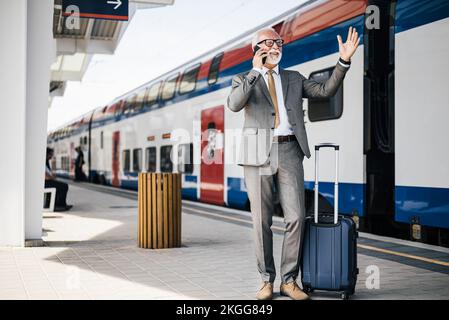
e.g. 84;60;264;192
200;105;224;205
363;0;399;236
112;131;120;187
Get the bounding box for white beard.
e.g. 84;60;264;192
266;51;282;65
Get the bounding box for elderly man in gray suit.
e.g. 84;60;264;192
227;26;359;300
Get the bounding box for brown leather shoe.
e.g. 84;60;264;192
256;282;273;300
280;281;309;300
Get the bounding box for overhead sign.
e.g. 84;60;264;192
62;0;129;21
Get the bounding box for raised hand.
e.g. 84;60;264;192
337;26;360;62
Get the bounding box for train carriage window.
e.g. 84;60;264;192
308;67;343;122
51;157;56;171
134;89;146;112
130;94;139;114
179;64;201;95
61;156;70;172
145;147;157;172
100;131;104;149
122;150;130;172
114;101;124;117
161;74;179;101
133;149;142;172
160;145;173;173
123;94;137;115
177;143;193;174
146;81;161;106
112;103;118;117
208;52;224;85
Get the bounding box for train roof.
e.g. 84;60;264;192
108;0;322;102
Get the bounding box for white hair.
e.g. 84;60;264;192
251;27;279;49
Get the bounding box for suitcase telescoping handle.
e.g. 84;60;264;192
314;143;339;224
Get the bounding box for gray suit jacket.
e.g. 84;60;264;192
226;61;349;166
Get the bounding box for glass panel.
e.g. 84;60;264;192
208;52;224;85
160;145;173;173
177;143;193;174
134;88;146;111
133;149;142;172
145;147;157;172
123;94;137;115
308;67;343;122
146;82;161;105
122;150;130;172
161;74;179;101
179;64;200;95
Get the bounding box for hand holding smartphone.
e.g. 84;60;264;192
253;45;268;68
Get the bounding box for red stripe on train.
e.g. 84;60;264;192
198;0;367;80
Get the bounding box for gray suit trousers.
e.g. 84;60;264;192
243;139;305;283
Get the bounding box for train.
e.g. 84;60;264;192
47;0;449;246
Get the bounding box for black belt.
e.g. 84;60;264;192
273;134;297;143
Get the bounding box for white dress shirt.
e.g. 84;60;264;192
252;65;294;137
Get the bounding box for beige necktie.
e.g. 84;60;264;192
267;70;280;128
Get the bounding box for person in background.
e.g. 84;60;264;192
45;147;72;212
74;146;87;182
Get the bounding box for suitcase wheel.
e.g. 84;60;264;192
303;286;313;294
341;292;350;300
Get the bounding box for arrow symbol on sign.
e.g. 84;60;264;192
107;0;122;10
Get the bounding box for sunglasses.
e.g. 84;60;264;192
256;39;284;48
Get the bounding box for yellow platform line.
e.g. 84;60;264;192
183;206;449;268
357;244;449;267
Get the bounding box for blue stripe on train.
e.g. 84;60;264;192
81;171;449;228
118;173;198;199
121;180;138;190
395;0;449;34
78;0;449;135
183;175;198;200
395;185;449;229
304;181;365;217
227;177;248;210
225;176;365;216
82;16;366;134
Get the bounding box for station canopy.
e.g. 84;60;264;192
50;0;175;105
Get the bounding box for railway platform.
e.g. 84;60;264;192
1;182;449;300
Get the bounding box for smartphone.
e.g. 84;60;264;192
253;45;267;65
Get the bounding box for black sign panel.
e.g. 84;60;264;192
62;0;129;21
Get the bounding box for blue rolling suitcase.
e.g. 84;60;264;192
301;144;358;300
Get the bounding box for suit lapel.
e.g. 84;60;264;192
280;68;289;107
257;72;275;108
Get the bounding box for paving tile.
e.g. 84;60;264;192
2;184;449;300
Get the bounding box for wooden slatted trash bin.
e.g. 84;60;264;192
138;173;182;249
